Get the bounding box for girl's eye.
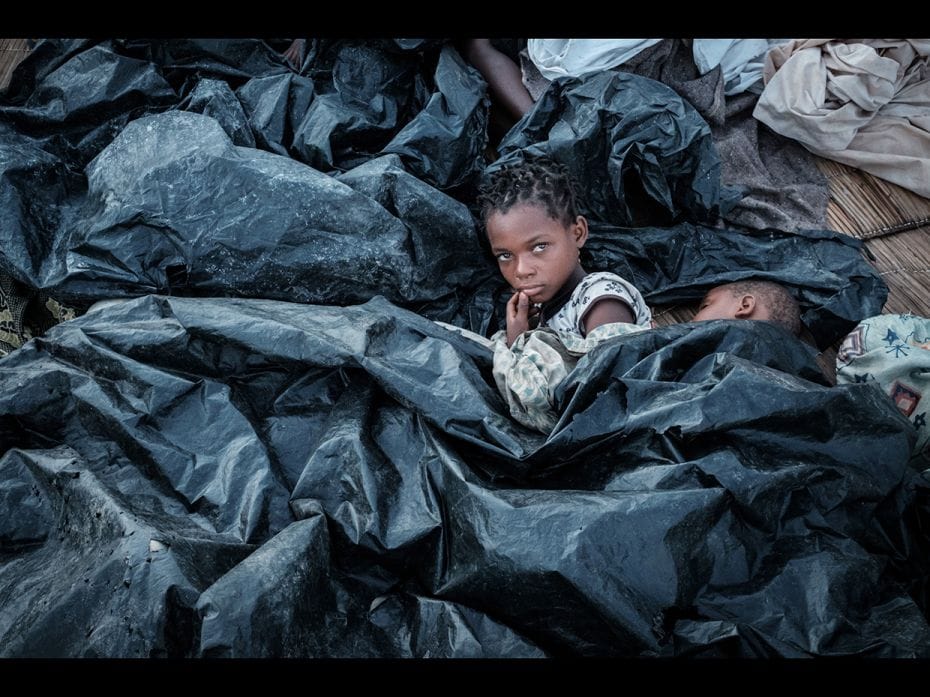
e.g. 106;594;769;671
533;243;548;252
496;252;512;262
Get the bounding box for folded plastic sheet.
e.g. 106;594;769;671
179;78;256;148
1;295;928;657
289;41;431;172
3;111;491;309
492;70;721;227
279;40;488;190
0;41;918;658
0;109;882;349
0;40;178;170
584;222;887;350
1;39;486;189
123;38;292;84
0;40;886;350
235;72;315;157
381;44;489;191
2;111;887;346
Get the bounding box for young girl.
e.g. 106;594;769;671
477;157;652;432
478;157;652;347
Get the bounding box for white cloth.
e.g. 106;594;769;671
527;39;662;81
543;271;652;337
692;39;789;96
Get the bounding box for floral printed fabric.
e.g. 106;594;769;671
544;271;652;336
0;269;77;357
836;313;930;467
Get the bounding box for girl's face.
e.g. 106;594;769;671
486;203;588;304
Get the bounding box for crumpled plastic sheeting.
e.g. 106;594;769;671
289;42;430;172
0;39;884;345
1;295;928;657
289;41;489;190
571;38;831;233
1;39;488;193
179;78;256;148
0;105;885;347
0;113;886;348
126;38;291;84
0;41;178;171
381;45;489;191
492;70;721;227
583;222;887;350
235;72;315;157
0;40;495;321
0;127;78;286
9;111;490;309
1;39;101;104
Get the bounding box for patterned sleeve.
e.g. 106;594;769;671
573;272;652;335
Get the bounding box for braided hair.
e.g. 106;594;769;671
478;156;581;227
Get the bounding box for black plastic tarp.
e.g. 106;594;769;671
491;70;723;227
0;108;884;347
584;222;886;350
57;112;488;309
0;40;919;658
1;39;886;348
1;296;928;657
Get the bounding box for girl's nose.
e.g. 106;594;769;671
515;255;535;278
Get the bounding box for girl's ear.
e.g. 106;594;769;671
734;294;756;318
573;215;589;247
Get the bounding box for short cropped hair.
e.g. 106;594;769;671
720;280;801;336
478;156;580;227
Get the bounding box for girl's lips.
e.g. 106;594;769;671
518;285;545;298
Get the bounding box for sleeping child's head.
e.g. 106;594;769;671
478;157;588;306
693;280;801;336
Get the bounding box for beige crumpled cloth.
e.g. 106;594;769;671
490;323;648;433
753;39;930;198
436;320;647;434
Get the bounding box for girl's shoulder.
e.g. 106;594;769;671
572;271;634;299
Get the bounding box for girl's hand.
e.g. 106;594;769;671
506;291;531;347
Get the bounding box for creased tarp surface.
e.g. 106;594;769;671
614;38;832;233
2;111;493;315
492;70;722;227
0;109;884;347
0;39;885;348
1;295;928;657
517;39;831;233
0;38;487;192
0;41;917;657
584;222;886;350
